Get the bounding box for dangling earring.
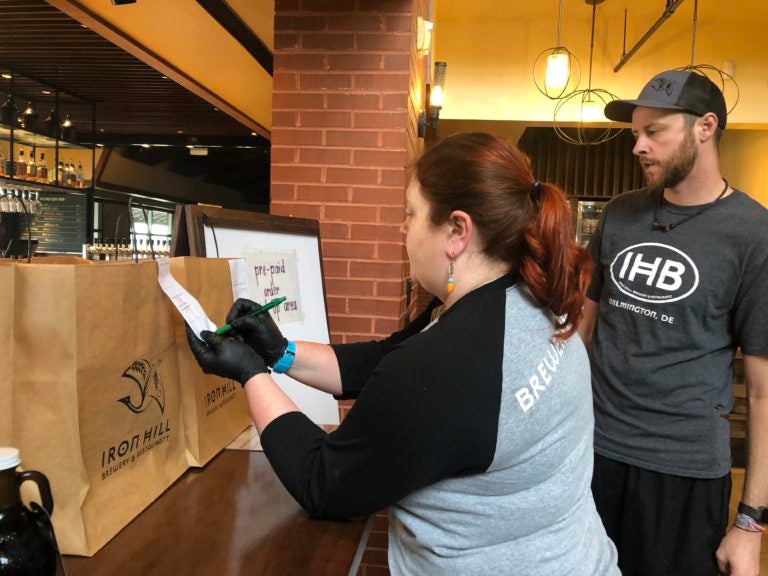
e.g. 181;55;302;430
446;257;455;293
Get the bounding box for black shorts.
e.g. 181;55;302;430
592;453;731;576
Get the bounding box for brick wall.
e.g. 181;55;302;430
272;0;427;347
273;2;430;573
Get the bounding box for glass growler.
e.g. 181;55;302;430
0;447;60;575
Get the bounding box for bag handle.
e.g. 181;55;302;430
201;213;220;258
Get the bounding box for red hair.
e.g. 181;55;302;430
415;132;592;339
519;182;593;339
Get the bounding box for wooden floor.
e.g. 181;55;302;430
729;468;768;571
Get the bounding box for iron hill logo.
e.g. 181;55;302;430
609;242;699;304
100;358;171;480
119;358;166;414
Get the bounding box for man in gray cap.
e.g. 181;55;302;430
579;69;768;575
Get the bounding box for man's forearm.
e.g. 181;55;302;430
742;354;768;507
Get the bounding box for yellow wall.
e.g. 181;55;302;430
720;130;768;207
432;1;768;208
433;1;768;127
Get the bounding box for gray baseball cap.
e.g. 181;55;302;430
604;70;727;129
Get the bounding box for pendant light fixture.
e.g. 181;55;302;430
553;0;621;146
44;108;60;137
22;102;38;130
533;0;580;99
0;94;17;126
60;114;76;142
675;0;739;114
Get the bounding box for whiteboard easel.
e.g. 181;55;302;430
173;205;338;425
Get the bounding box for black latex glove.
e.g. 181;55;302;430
185;324;269;387
225;298;288;367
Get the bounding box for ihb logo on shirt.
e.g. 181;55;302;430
609;242;699;303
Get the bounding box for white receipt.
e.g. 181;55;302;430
229;258;249;300
156;258;217;339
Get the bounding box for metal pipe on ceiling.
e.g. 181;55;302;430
613;0;686;72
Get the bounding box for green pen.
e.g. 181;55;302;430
214;296;287;335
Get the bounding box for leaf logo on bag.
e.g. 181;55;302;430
118;359;166;414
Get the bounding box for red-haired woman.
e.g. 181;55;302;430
187;132;619;575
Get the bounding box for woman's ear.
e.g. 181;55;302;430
447;210;472;257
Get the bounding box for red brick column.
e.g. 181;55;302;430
272;0;427;348
272;3;429;574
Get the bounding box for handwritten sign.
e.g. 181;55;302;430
244;249;303;324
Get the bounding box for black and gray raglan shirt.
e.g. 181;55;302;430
261;274;618;575
587;188;768;479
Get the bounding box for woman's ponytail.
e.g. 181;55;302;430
519;182;593;340
413;133;593;339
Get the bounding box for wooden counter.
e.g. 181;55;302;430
63;450;370;576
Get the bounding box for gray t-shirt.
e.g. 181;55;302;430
388;285;618;575
587;188;768;478
262;276;619;575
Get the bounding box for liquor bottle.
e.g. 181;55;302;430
75;160;85;188
0;151;5;177
22;102;38;131
26;149;37;181
38;152;48;183
66;161;75;187
57;160;64;186
16;148;25;177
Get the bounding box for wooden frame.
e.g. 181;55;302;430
171;203;330;330
169;204;338;424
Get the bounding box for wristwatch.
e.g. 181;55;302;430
737;502;768;524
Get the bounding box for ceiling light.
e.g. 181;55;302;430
580;98;603;123
545;53;571;92
418;61;447;138
553;0;620;146
674;0;739;114
429;85;443;107
533;0;580;99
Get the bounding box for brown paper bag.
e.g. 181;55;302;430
169;257;251;467
0;258;188;556
0;264;13;443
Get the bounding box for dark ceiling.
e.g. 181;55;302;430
0;0;268;147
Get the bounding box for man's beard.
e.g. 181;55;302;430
643;129;698;189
